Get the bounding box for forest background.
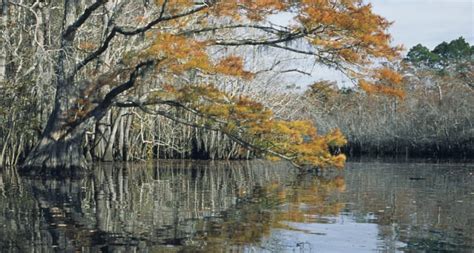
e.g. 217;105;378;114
0;0;472;170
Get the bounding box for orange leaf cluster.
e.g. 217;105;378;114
130;0;405;168
216;56;254;80
145;34;256;79
297;0;402;75
358;67;405;99
359;79;405;99
374;67;403;85
162;84;347;169
146;33;211;74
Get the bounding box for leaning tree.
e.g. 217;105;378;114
15;0;403;171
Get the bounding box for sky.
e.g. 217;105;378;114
303;0;473;87
268;1;473;87
370;0;474;51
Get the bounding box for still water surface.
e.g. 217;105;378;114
0;160;473;252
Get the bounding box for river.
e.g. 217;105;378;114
0;160;473;252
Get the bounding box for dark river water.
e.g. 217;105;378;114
0;160;473;252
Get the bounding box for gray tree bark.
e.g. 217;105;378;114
0;0;9;82
22;0;91;171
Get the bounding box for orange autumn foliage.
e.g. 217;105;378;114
216;56;254;80
359;70;405;99
131;0;403;169
139;1;403;97
359;67;405;98
154;83;347;169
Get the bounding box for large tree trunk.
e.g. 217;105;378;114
21;0;86;173
22;128;87;172
20;0;152;173
21;68;96;172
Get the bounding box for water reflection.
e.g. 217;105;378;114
342;162;474;252
0;161;473;252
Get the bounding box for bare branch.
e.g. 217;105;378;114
179;24;290;36
75;28;117;73
214;31;306;47
64;59;157;135
115;4;208;36
279;69;312;76
63;0;107;40
74;3;209;74
126;101;302;169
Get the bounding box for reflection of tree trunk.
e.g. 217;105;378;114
2;161;303;251
95;168;109;232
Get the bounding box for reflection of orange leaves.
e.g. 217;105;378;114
270;175;346;224
330;154;346;169
334;176;346;191
198;174;346;248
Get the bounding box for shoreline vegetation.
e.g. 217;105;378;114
307;37;473;160
2;37;471;169
0;1;472;171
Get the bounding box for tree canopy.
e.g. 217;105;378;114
405;37;473;89
1;0;403;170
406;37;473;67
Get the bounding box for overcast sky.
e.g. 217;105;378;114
370;0;473;51
269;1;473;87
317;0;473;86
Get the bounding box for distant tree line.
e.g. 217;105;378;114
305;37;473;158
